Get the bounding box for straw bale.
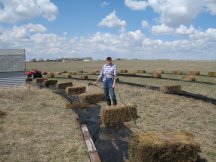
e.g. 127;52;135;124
55;72;62;75
78;92;104;104
43;72;47;75
101;104;138;126
26;78;33;82
65;102;89;109
189;71;200;76
44;80;58;87
79;75;88;80
62;73;72;78
128;131;201;162
0;110;7;118
77;70;84;73
208;72;216;77
172;70;182;75
153;71;161;78
36;78;47;83
57;82;73;89
183;75;196;82
155;69;164;74
61;71;68;73
47;72;55;78
119;70;128;73
89;71;97;75
136;70;146;73
160;85;182;94
65;86;86;95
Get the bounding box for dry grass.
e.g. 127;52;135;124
0;86;89;162
182;75;196;82
208;72;216;77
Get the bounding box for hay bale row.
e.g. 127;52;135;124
65;86;86;95
61;71;68;73
153;71;161;78
101;104;138;126
77;70;84;73
128;132;201;162
55;72;62;75
119;70;128;73
45;80;58;87
47;72;55;78
208;72;216;77
136;70;146;73
182;75;196;82
36;78;47;83
57;82;73;89
189;71;200;76
78;92;104;104
79;75;88;80
160;85;182;94
172;70;182;75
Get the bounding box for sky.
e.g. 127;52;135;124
0;0;216;60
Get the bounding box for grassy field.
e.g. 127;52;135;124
27;60;216;75
1;60;215;161
0;86;89;162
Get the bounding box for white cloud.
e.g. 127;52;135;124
100;1;110;7
0;0;58;23
176;25;196;35
151;24;174;34
148;0;204;26
125;0;148;10
205;0;216;15
98;11;126;29
0;24;216;60
141;20;149;28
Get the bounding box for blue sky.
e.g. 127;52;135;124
0;0;216;60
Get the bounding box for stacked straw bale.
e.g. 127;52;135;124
57;82;73;89
44;80;58;87
79;92;104;104
79;75;88;80
36;78;47;83
101;104;138;126
43;72;47;75
65;86;86;95
208;72;216;77
160;85;182;94
47;72;55;78
183;75;196;82
136;70;146;73
189;71;200;76
128;132;201;162
172;70;182;75
153;71;161;78
119;70;128;73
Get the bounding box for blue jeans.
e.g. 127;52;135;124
103;78;117;105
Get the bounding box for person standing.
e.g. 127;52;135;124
94;57;117;106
